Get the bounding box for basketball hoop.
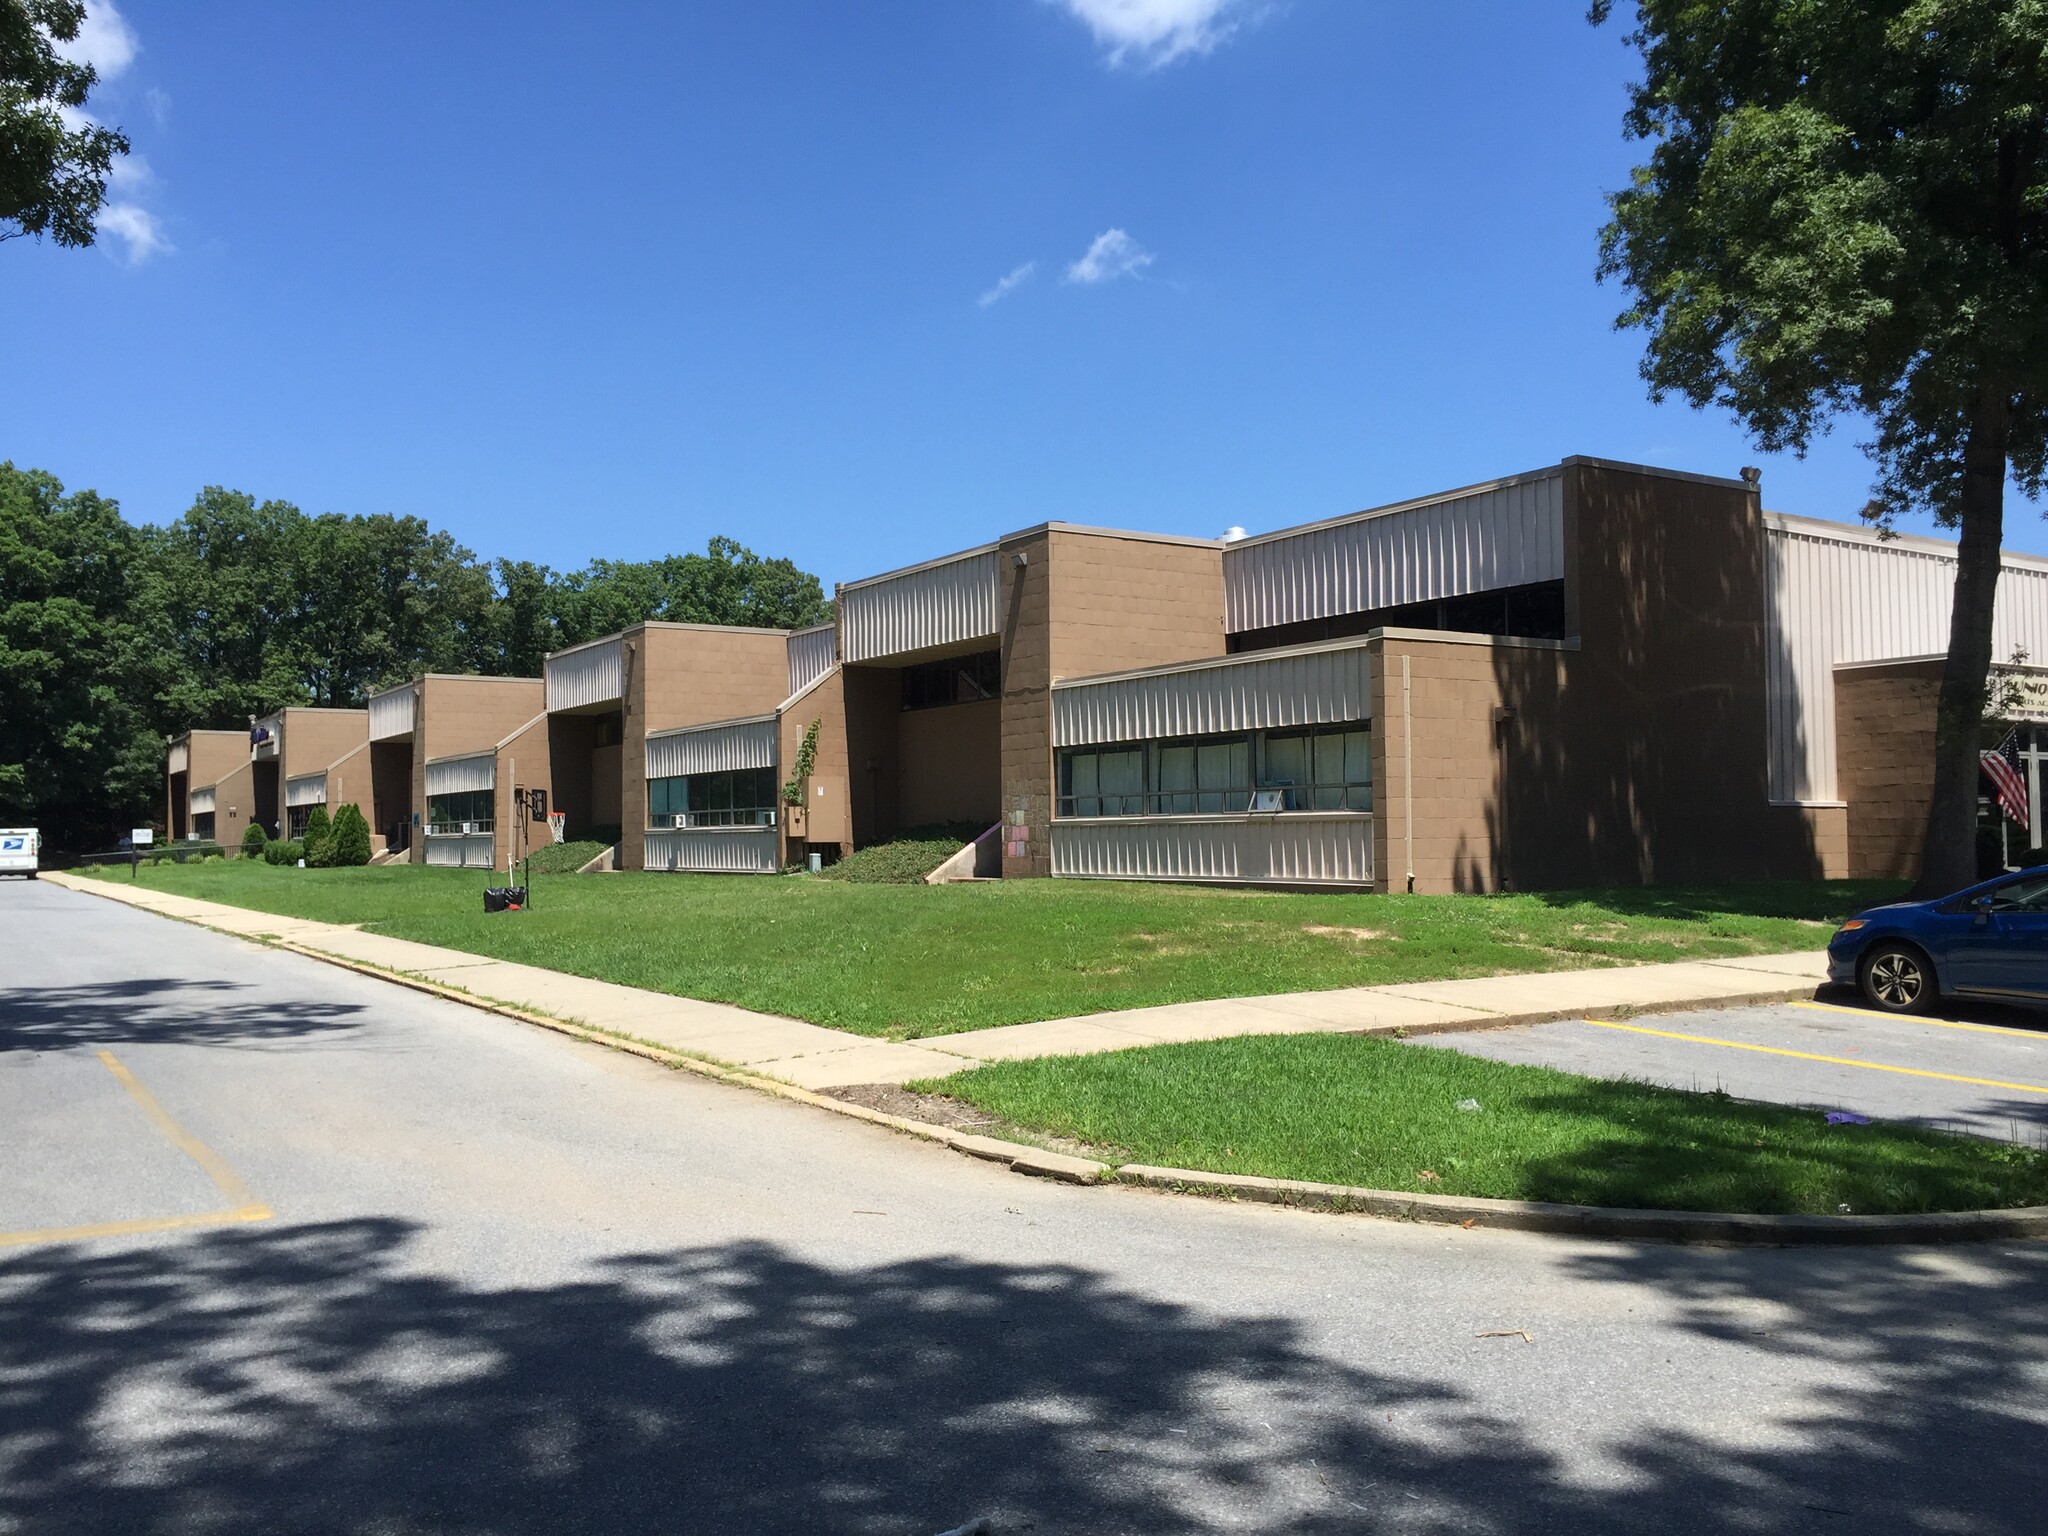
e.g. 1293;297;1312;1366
546;811;567;845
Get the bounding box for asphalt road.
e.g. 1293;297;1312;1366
1411;999;2048;1144
3;878;2046;1535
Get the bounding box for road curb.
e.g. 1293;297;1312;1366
53;874;2044;1245
1112;1166;2048;1246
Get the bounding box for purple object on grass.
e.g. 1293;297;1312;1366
1824;1111;1871;1126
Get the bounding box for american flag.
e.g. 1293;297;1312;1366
1981;728;2031;828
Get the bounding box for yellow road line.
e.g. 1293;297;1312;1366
1790;999;2048;1042
1580;1018;2048;1095
96;1049;263;1210
0;1205;272;1251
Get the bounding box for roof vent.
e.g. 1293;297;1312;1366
1220;526;1248;543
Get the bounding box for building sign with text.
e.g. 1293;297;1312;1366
1992;667;2048;723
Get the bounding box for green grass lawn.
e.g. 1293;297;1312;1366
81;860;1898;1038
915;1034;2048;1216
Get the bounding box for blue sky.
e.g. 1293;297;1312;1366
8;0;2043;588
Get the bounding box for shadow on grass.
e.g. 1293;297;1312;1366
0;978;366;1053
1505;1079;2048;1214
1524;880;1910;926
2;1220;2045;1533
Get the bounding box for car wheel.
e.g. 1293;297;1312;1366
1859;942;1935;1014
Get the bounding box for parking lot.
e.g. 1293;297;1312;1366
1411;993;2048;1144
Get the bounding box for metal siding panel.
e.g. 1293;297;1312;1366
545;638;624;712
425;753;496;796
1052;644;1372;748
644;827;780;874
645;718;777;779
787;626;838;697
167;742;189;774
1224;475;1565;632
284;774;327;808
1763;524;2048;802
423;833;495;868
1050;816;1373;885
368;685;417;741
839;551;1000;663
189;787;215;815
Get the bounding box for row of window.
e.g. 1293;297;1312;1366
427;789;494;832
1057;724;1373;818
649;766;779;828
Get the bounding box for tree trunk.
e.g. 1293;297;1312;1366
1912;384;2013;898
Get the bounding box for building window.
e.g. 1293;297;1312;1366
902;650;1000;711
192;813;216;842
1057;724;1372;818
649;766;777;828
427;789;494;832
286;804;319;838
593;712;624;748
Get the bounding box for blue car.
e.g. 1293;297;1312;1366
1827;866;2048;1013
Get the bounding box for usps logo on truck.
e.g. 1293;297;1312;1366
0;828;39;879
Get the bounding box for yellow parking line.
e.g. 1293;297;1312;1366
1790;999;2048;1041
95;1049;263;1210
0;1206;272;1251
1580;1018;2048;1095
0;1053;275;1250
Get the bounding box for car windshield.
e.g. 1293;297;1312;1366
1978;875;2048;912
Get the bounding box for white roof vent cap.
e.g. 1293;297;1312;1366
1220;525;1248;543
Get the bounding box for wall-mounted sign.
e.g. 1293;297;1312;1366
1991;669;2048;723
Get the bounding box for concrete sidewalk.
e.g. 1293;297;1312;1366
48;873;1828;1089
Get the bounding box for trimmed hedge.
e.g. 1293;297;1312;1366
241;823;269;856
262;839;305;866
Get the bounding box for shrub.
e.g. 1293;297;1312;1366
328;803;372;867
302;805;334;867
241;823;269;856
816;824;986;884
263;839;305;867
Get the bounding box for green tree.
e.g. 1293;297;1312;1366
0;0;128;248
0;463;159;847
301;803;333;866
550;537;831;647
1593;1;2048;895
328;802;371;866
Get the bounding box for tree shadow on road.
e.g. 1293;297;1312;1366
0;978;366;1052
2;1218;2045;1533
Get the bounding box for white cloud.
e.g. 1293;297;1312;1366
96;201;169;263
1065;228;1153;285
53;0;139;81
978;261;1038;307
48;3;169;263
145;86;172;129
1047;0;1253;69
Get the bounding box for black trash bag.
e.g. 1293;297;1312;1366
483;886;527;913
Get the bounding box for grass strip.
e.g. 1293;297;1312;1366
83;861;1896;1038
914;1034;2048;1216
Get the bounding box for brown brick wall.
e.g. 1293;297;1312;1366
844;665;902;846
280;709;370;782
621;626;790;871
998;531;1053;876
1836;660;1943;880
420;676;544;760
1371;460;1840;892
493;714;553;871
779;673;851;856
899;699;1000;830
211;760;257;851
321;743;375;839
1045;530;1225;679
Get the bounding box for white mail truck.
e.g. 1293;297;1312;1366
0;828;40;878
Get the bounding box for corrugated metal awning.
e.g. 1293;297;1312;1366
284;773;328;808
167;741;189;775
189;787;216;815
787;624;838;697
1053;639;1372;748
1224;471;1564;634
369;683;417;740
646;716;777;780
838;548;999;663
425;753;496;796
546;636;624;712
